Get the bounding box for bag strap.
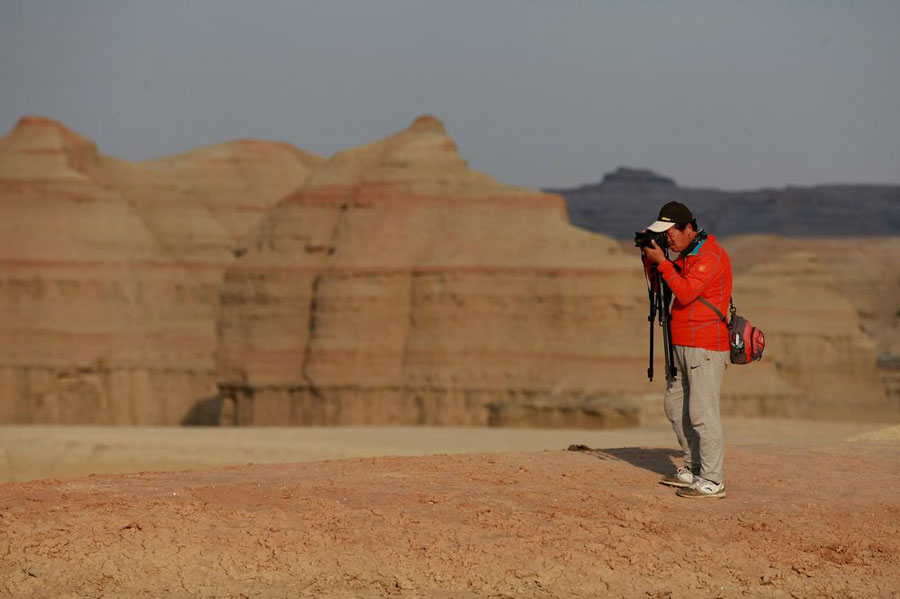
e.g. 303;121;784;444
699;297;730;324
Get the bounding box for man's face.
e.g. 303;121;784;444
666;224;696;253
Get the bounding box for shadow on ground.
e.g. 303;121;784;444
181;395;224;426
567;445;680;477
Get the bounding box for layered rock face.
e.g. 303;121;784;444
0;117;212;423
723;235;900;357
723;250;888;419
216;116;892;426
0;117;319;424
722;235;899;413
217;116;895;425
1;115;892;426
217;116;657;426
145;140;323;242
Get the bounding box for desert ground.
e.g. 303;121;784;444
0;417;893;484
1;419;898;597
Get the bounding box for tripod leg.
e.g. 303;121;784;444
659;274;678;379
664;321;677;379
647;290;656;381
661;281;678;380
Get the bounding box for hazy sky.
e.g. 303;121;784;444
2;1;899;190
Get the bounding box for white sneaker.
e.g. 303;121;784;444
676;477;726;499
659;466;695;488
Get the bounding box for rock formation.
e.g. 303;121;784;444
0;116;319;424
723;250;888;418
216;116;657;426
600;166;677;188
0;115;893;426
145;140;323;242
722;235;900;411
565;166;899;409
216;116;892;426
555;166;900;238
723;235;900;356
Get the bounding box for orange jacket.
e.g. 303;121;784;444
657;234;733;351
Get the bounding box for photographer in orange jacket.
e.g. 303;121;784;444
641;202;733;499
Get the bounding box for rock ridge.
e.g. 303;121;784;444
0;116;321;424
0;116;101;178
0;115;894;426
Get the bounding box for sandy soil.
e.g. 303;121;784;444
1;426;898;597
1;445;898;598
0;417;889;483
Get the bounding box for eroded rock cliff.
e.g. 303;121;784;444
0;117;319;424
216;116;655;426
145;139;323;242
0;115;892;426
723;251;887;419
215;116;891;426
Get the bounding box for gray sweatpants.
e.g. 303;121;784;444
664;346;729;484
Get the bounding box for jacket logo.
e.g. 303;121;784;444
697;264;707;272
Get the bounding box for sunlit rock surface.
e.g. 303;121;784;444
0;115;893;426
0;117;318;424
216;116;655;425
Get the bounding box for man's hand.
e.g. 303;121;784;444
641;240;667;265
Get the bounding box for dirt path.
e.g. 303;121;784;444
1;441;898;598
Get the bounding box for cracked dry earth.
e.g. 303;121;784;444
1;442;898;598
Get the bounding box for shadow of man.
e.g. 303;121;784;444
567;445;680;477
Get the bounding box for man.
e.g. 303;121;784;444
641;201;732;499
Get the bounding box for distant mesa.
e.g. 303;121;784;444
600;167;677;187
556;166;900;238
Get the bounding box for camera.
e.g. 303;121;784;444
634;230;668;250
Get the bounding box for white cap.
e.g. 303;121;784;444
646;220;676;233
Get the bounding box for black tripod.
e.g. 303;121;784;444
645;261;678;382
